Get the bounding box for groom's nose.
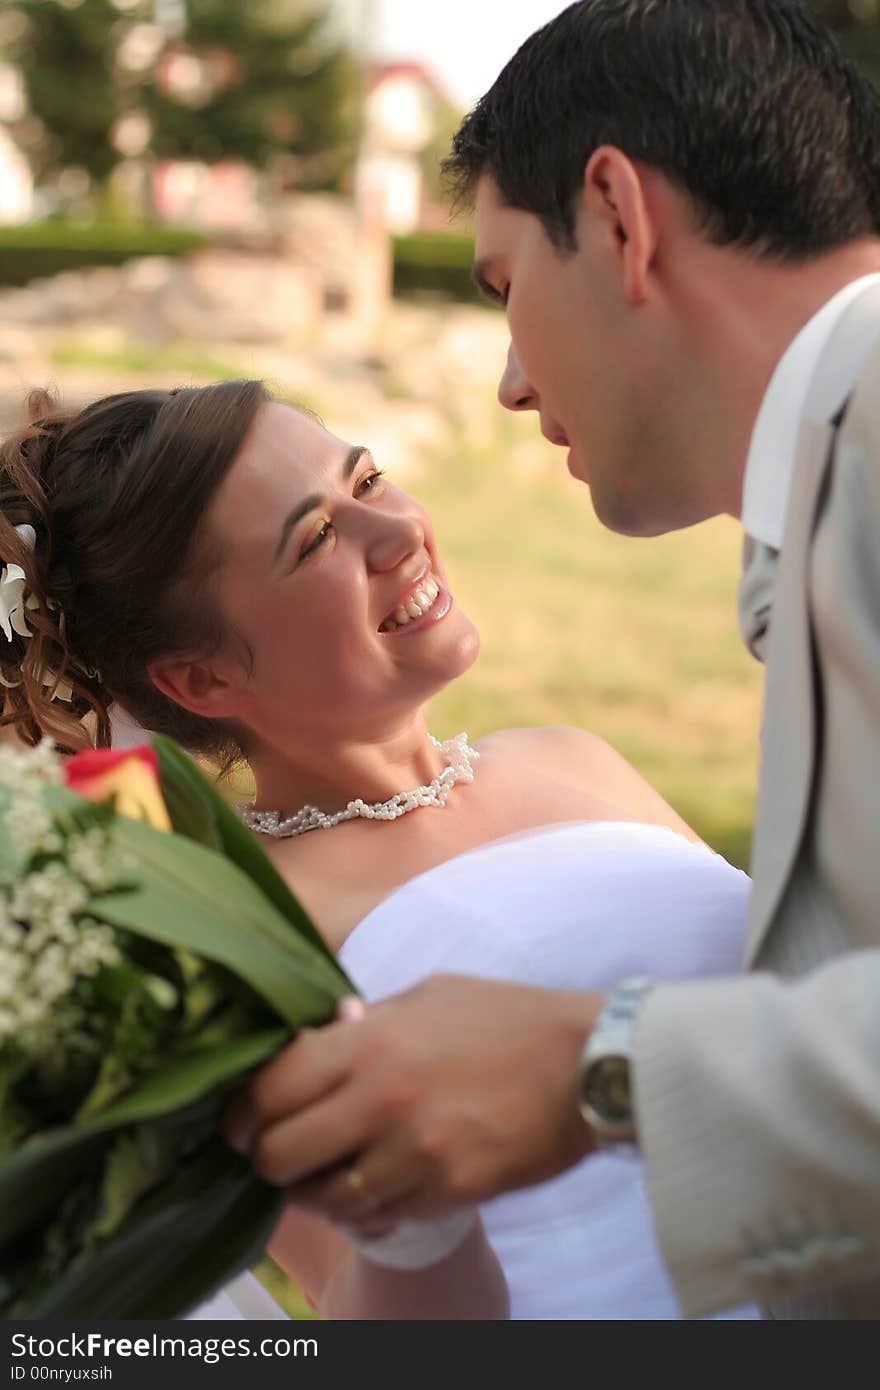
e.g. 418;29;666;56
498;342;538;412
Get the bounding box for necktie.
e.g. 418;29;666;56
738;535;779;666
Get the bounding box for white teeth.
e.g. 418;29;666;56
380;574;441;632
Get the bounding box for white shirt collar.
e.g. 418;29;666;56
741;273;880;549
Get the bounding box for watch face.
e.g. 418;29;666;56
582;1055;632;1126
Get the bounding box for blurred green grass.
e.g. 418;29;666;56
254;1255;318;1319
50;339;249;381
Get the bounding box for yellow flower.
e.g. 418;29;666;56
65;746;172;832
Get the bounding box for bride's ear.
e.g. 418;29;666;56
147;652;252;721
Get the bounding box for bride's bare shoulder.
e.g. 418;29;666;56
474;725;624;785
480;726;702;843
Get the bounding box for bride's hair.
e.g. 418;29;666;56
0;379;270;764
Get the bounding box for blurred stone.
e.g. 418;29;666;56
124;251;323;347
122;256;177;294
276;194;361;310
0;239;521;484
0;322;44;364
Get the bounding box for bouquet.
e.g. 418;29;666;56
0;736;353;1319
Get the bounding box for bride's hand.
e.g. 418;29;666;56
223;974;603;1227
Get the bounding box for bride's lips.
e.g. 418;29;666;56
378;574;453;637
385;582;453;636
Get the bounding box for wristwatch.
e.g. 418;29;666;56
577;977;655;1145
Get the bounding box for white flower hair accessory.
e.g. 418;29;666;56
0;523;39;643
0;523;73;702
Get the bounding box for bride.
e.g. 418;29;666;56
0;380;754;1319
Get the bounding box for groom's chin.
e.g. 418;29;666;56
567;456;683;537
590;484;669;539
598;498;704;539
565;448;589;485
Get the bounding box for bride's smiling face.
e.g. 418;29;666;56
201;402;479;739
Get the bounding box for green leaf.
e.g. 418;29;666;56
14;1138;282;1319
0;1028;285;1247
93;1028;288;1129
86;813;352;1024
84;1125;184;1247
152;739;224;851
74;972;181;1124
152;735;343;968
0;1130;109;1250
0;1052;33;1157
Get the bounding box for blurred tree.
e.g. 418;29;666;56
1;0;121;186
139;0;360;191
810;0;880;89
1;0;360;195
419;90;464;208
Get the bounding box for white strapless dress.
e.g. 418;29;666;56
191;820;757;1321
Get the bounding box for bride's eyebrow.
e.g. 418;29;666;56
273;445;370;564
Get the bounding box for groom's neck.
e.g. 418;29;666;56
668;234;880;520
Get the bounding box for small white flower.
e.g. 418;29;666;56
0;528;74;701
67;828;119;892
0;740;126;1056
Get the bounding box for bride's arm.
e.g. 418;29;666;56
269;1206;509;1320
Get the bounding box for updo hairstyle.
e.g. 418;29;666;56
0;380;270;766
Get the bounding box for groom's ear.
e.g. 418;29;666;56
147;651;253;722
581;146;658;305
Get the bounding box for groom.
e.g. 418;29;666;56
227;0;880;1317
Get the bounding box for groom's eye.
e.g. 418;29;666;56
473;264;508;308
486;283;507;308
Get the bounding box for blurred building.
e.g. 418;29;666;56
0;62;32;223
357;61;455;234
152;159;261;230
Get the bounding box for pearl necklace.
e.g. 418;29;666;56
237;733;479;838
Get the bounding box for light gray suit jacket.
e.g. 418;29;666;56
634;283;880;1319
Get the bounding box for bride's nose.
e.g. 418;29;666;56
366;509;426;574
498;341;538;412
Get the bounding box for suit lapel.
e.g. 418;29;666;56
744;419;832;964
743;283;880;964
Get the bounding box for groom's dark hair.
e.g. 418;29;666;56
445;0;880;259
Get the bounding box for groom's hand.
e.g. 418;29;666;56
224;974;603;1227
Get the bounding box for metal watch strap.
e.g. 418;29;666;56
578;976;656;1145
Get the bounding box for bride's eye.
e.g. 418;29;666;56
300;520;333;560
356;469;386;496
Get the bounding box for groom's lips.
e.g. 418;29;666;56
566;447;587;483
542;425;570;448
539;424;584;480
